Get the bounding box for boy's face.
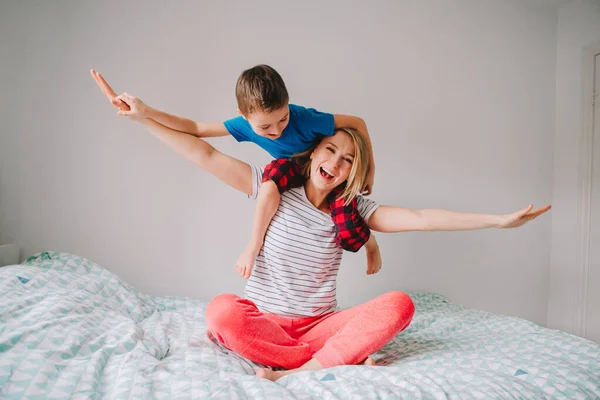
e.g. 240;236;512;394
242;105;290;140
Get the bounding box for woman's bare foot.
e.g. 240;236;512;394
361;356;377;366
256;368;289;381
256;357;376;382
256;358;324;382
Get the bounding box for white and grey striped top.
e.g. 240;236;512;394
246;165;379;318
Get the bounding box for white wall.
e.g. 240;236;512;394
0;0;555;326
547;0;600;334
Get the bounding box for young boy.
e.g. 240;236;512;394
90;65;382;277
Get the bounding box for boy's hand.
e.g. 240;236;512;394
113;93;150;118
362;167;375;195
366;244;382;275
365;236;382;275
235;243;261;279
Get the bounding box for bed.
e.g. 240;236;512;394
1;251;598;399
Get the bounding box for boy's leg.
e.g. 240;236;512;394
296;291;415;368
205;294;313;369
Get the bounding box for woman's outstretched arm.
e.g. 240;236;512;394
91;69;253;196
367;204;551;233
137;117;253;196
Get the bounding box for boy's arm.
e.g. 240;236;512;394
235;158;305;278
145;107;230;138
235;181;280;279
249;181;280;248
90;69;229;138
116;94;229;138
333;114;375;194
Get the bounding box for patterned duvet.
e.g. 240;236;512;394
1;252;598;399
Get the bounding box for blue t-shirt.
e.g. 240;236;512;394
223;104;335;159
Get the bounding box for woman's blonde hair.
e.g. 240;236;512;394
291;128;370;205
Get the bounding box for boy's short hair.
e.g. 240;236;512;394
236;65;289;116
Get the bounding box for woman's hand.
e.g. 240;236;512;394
90;69;129;111
90;69;151;118
498;204;551;229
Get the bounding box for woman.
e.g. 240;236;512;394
92;74;551;382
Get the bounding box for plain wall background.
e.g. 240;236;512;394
547;0;600;333
0;0;556;326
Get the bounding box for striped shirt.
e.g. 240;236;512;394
246;165;379;318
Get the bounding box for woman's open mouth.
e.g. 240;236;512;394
319;167;335;180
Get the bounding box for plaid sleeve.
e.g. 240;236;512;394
328;186;371;252
262;158;306;194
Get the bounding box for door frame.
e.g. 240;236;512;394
574;40;600;338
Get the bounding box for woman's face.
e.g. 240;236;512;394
309;131;355;193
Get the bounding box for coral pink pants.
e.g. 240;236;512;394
205;291;414;369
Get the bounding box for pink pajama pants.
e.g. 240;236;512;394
205;291;415;369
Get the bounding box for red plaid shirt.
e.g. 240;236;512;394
262;158;371;252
